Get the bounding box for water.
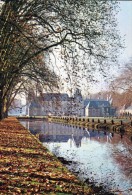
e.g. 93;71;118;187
20;120;132;195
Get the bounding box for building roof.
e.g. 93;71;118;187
86;101;98;108
42;93;69;101
30;93;69;108
84;99;110;108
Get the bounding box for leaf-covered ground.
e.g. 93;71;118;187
0;117;95;195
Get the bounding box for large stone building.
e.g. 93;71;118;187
29;89;84;116
29;92;115;117
9;89;116;117
29;93;69;116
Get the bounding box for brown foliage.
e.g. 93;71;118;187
0;117;94;194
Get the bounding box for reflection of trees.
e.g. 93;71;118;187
111;139;132;178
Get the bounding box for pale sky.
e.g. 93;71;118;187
118;1;132;61
89;1;132;94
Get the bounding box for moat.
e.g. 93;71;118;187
20;119;132;195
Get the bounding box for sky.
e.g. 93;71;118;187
117;1;132;61
89;1;132;94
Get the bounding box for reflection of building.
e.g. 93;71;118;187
84;99;116;117
21;120;111;148
28;121;84;147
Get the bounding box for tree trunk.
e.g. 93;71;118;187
0;96;8;120
4;109;8;118
0;100;4;120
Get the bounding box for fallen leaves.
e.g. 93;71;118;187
0;117;93;194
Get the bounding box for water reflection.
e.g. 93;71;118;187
20;120;132;195
21;120;116;147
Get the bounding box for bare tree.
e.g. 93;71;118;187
0;0;122;119
107;59;132;109
110;60;132;93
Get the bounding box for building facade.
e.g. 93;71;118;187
84;99;116;117
29;95;115;117
29;93;69;116
9;90;116;117
29;89;84;116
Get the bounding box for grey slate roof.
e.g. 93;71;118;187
84;99;110;108
42;93;69;101
30;93;69;108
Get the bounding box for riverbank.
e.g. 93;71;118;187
0;117;114;195
48;116;132;141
